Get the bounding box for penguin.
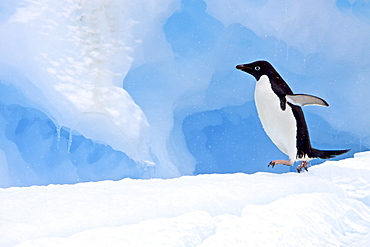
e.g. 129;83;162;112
236;60;349;172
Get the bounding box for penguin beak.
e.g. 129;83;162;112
236;64;251;73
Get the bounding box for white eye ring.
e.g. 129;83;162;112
255;66;260;71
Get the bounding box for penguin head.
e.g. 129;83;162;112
236;60;274;80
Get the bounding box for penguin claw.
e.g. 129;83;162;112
297;167;308;173
297;161;309;173
268;161;276;168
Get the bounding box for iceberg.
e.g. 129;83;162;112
0;0;369;187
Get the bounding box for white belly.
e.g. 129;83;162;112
255;75;297;161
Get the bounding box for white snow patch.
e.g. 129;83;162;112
1;152;370;246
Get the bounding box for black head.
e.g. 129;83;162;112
236;60;276;81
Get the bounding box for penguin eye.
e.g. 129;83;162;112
255;66;260;71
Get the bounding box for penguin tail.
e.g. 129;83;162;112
310;148;350;160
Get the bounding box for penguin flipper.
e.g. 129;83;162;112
279;97;287;111
286;94;329;107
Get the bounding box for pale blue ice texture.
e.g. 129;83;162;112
0;0;369;187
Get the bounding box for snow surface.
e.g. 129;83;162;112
2;151;370;246
0;1;369;186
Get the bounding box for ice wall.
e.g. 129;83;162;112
0;0;155;162
0;0;369;187
0;0;180;187
125;0;368;176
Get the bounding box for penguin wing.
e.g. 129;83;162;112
286;94;329;107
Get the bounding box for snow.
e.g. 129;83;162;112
1;151;370;246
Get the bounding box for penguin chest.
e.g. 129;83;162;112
254;75;297;160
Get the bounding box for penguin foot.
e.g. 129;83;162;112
268;160;293;168
297;161;309;173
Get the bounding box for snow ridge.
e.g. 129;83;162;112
2;152;370;246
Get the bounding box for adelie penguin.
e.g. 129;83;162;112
236;60;350;173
